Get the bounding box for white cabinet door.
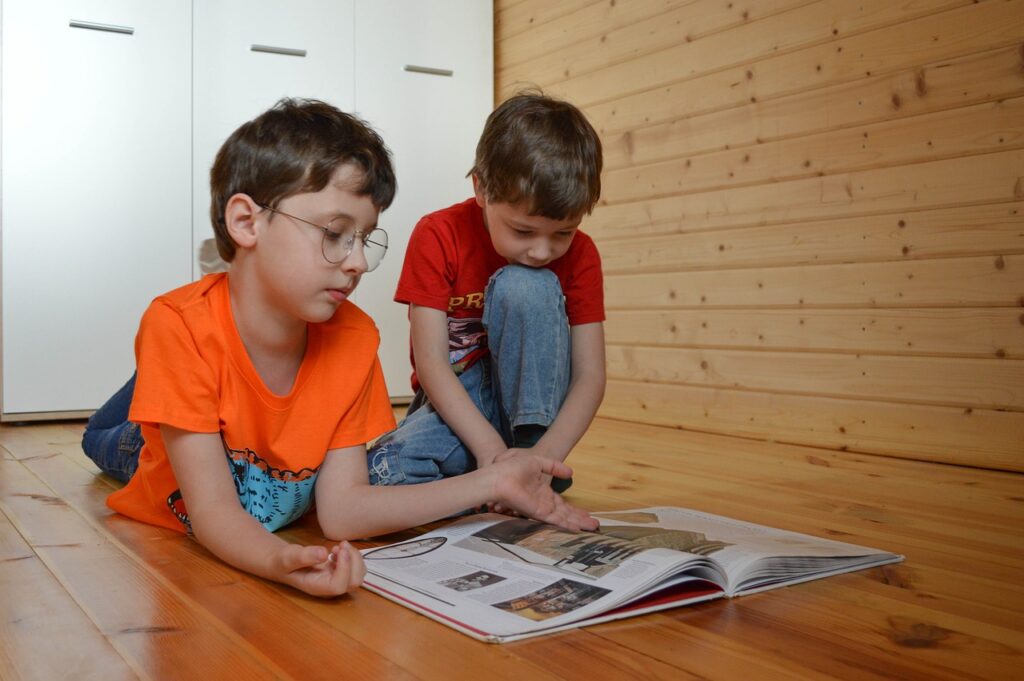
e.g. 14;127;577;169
1;0;192;416
353;0;493;399
192;0;356;275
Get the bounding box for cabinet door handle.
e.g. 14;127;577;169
251;44;307;58
69;20;134;35
404;65;453;77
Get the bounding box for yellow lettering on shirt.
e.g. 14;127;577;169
448;292;485;312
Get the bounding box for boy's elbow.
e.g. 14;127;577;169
319;516;357;543
318;504;372;542
186;505;239;552
320;526;347;543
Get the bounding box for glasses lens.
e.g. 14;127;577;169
320;222;354;264
364;229;388;272
321;226;388;270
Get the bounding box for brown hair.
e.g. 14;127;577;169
469;91;602;220
210;98;396;261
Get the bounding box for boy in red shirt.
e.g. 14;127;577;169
368;93;606;495
82;99;596;599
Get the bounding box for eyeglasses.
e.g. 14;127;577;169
260;205;388;272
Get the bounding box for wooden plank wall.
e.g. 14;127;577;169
494;0;1024;471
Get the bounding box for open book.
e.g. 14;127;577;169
360;506;903;643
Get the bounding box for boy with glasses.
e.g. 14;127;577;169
367;92;607;500
82;99;595;598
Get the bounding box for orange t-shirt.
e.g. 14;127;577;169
107;273;396;534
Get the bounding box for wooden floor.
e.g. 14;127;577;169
1;418;1021;681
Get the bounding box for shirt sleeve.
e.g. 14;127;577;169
393;215;454;311
563;235;606;326
129;299;221;433
329;355;397;449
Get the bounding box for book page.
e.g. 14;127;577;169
361;513;723;641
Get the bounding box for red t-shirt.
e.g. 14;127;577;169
394;198;605;392
108;273;396;534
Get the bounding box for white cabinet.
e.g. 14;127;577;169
1;0;492;418
192;0;356;261
353;0;493;400
1;0;192;418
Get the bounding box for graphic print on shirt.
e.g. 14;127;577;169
166;489;192;533
165;447;319;534
448;316;487;374
225;445;320;532
447;291;485;312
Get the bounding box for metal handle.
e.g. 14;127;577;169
251;44;307;58
404;65;453;77
69;20;134;35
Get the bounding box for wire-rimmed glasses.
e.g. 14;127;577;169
260;205;388;272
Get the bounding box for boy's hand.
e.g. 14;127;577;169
486;448;549;511
275;541;366;597
489;455;598;532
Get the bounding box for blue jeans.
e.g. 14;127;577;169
368;265;572;488
81;374;143;483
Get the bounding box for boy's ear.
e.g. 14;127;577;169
471;174;487;208
224;193;261;249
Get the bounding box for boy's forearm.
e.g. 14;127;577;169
189;504;296;582
411;305;507;465
533;370;605;462
531;321;606;462
417;361;507;465
318;468;498;540
162;427;304;588
319;455;597;539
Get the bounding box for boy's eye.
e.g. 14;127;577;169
514;229;532;236
322;229;345;242
557;231;575;238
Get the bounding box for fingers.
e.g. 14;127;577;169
346;543;367;585
282;542;367;597
536;493;599;532
490;454;596;531
569;506;600;531
536;457;573;480
326;542;365;593
282;543;330;572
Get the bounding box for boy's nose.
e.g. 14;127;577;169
341;241;369;274
528;240;551;262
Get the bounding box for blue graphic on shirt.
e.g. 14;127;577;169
224;446;319;532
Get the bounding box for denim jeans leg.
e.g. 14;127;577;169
366;362;503;486
483;265;571;435
81;374;143;483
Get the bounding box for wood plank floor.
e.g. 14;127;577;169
1;417;1021;680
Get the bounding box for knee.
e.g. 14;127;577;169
81;414;102;451
486;265;563;314
367;435;472;486
80;427;95;455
